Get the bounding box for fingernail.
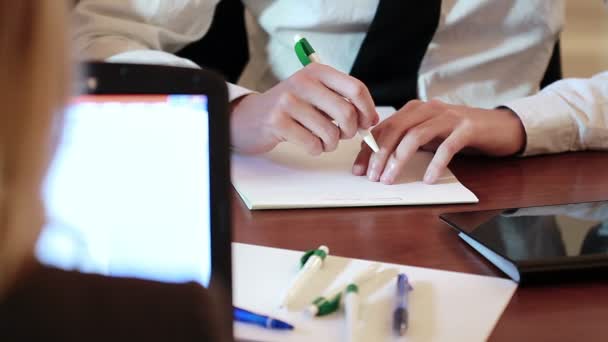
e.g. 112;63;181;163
352;164;365;175
366;158;376;176
380;163;396;184
367;161;380;181
424;168;437;184
368;169;379;182
380;173;393;184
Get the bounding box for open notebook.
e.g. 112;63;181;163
233;243;517;342
232;107;478;209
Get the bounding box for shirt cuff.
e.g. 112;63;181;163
226;83;254;102
502;91;576;156
105;50;255;102
106;50;200;68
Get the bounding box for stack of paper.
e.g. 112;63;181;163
231;107;478;210
232;243;518;342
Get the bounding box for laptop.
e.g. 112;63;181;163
35;62;232;331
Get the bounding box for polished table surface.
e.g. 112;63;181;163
232;151;608;341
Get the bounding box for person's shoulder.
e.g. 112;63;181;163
0;264;226;341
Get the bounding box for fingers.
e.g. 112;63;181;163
380;116;453;184
305;63;379;129
290;70;359;139
365;101;432;181
365;126;404;181
352;141;373;176
268;97;323;156
423;126;471;184
360;99;470;185
282;93;341;152
420;138;443;152
263;64;377;155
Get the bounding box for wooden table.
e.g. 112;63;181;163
232;151;608;341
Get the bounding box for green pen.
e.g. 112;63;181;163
293;35;380;153
344;283;360;342
280;245;329;309
306;262;381;317
294;34;322;65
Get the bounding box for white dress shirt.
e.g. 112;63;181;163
505;71;608;155
72;0;608;155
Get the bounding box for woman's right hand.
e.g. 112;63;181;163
230;63;379;155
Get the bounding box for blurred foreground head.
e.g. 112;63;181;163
0;1;69;296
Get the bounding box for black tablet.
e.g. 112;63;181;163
440;201;608;284
35;62;232;307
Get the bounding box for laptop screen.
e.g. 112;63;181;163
36;94;212;287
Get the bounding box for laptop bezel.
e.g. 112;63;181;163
77;62;233;323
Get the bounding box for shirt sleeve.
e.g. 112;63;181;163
502;71;608;156
72;0;254;101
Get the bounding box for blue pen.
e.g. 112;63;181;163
234;306;294;330
393;273;413;335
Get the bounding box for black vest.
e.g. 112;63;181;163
177;0;249;84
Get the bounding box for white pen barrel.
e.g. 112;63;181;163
285;258;322;299
308;52;322;64
353;263;381;285
344;286;359;342
327;263;380;300
281;246;329;308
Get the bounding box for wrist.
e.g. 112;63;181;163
229;93;254;115
228;94;253;153
228;93;277;155
496;107;526;155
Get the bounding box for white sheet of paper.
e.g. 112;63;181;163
233;243;517;342
232;107;478;209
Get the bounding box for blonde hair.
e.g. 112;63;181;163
0;1;69;296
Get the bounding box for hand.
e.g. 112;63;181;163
230;63;379;155
352;99;526;184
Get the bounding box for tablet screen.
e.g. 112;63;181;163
36;94;212;286
443;202;608;262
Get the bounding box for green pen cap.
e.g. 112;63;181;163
345;283;359;294
300;246;328;267
312;293;342;316
294;35;315;66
